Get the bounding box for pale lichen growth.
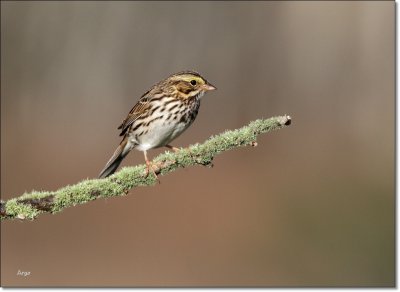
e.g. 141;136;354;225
1;115;291;221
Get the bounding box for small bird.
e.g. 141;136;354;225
99;71;216;179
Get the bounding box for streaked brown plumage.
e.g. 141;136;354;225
99;71;216;179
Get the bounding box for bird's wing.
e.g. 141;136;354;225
117;89;154;136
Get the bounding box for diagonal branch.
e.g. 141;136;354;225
0;115;292;221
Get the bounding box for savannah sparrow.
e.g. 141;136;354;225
98;71;216;179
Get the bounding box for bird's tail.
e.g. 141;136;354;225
99;138;132;178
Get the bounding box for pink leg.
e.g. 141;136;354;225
166;144;197;162
143;150;160;183
165;144;180;152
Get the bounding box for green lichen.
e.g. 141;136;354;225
4;199;41;220
1;115;291;221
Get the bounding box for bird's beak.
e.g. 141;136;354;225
202;83;217;91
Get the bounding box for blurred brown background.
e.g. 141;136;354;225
1;1;394;287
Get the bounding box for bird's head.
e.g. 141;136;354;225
164;71;216;100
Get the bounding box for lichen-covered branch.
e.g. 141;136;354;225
0;115;292;221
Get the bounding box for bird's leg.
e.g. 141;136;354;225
165;144;180;152
143;150;160;183
166;144;197;163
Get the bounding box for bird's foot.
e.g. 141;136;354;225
145;160;160;184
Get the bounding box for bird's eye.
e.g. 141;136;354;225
190;80;197;86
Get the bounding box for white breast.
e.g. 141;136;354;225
134;119;190;151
